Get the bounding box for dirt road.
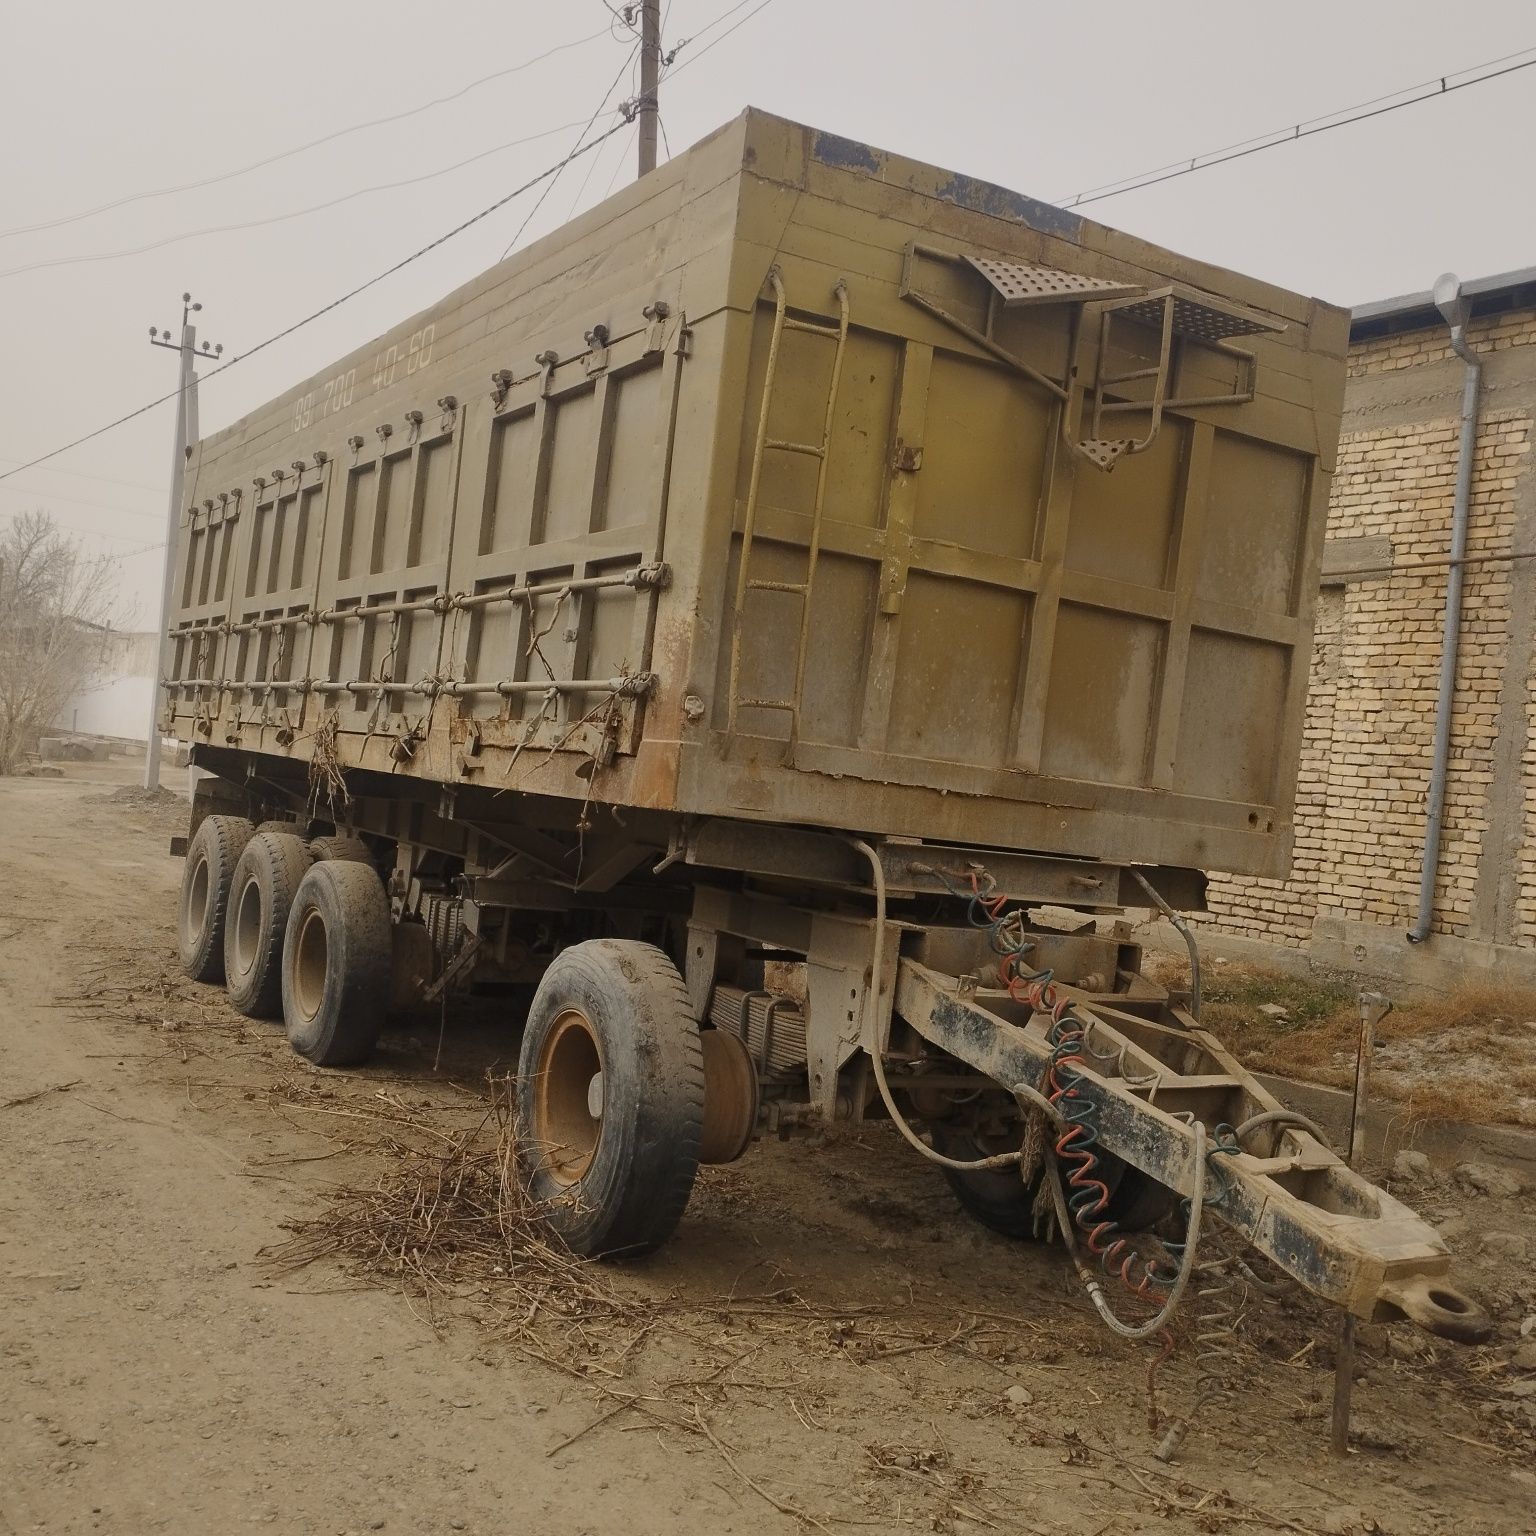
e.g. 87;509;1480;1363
2;767;1532;1536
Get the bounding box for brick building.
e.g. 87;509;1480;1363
1202;268;1536;986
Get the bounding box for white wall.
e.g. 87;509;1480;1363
58;674;155;741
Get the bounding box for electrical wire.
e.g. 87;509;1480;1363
1;118;596;282
0;27;611;243
500;44;639;258
1058;44;1536;208
602;123;640;199
660;0;767;72
0;482;161;520
0;120;629;487
0;503;166;546
599;0;640;36
0;458;164;496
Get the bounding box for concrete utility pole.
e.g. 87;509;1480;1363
144;295;220;791
637;0;661;177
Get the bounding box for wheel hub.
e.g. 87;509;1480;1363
534;1009;604;1187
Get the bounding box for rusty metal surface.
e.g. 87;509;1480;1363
894;958;1486;1334
162;108;1348;881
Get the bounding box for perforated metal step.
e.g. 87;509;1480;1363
1076;439;1132;471
1115;290;1285;343
964;255;1145;307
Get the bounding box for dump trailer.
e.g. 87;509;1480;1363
164;109;1486;1351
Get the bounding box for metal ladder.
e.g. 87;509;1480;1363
727;268;850;752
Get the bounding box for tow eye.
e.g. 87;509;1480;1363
1379;1277;1492;1344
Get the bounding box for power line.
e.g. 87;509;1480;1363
659;0;763;71
0;503;167;546
661;0;777;79
501;43;640;259
0;26;610;243
0;120;630;488
1058;44;1536;208
599;0;640;34
0;481;161;519
0;457;164;495
2;117;594;282
602;124;640;200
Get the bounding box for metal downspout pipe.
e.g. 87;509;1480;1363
1408;274;1484;943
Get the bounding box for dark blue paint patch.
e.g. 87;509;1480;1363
812;130;882;174
935;173;1083;243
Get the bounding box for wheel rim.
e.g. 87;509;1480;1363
232;874;262;979
293;907;329;1024
534;1008;604;1187
183;853;210;945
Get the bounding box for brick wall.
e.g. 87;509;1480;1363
1203;306;1536;963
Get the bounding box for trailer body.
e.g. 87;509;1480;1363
166;108;1347;881
164;113;1486;1345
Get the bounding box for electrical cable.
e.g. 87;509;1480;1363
601;123;640;199
1045;1123;1208;1342
659;0;766;73
1058;44;1536;208
599;0;640;36
0;119;628;487
847;838;1032;1173
0;504;167;546
1;118;596;282
0;459;164;496
0;27;611;243
500;44;639;259
0;482;161;520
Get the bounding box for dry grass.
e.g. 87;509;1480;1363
266;1079;657;1378
1151;956;1536;1126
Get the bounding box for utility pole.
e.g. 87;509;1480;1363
144;294;221;791
637;0;661;177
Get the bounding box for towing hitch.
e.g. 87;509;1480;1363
894;958;1491;1342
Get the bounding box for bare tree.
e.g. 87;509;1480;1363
0;511;121;774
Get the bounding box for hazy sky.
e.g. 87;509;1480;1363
3;0;1535;623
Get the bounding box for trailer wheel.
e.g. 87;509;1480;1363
516;939;704;1258
281;860;391;1066
308;834;373;865
935;1125;1169;1242
934;1125;1045;1240
224;832;313;1018
177;814;255;983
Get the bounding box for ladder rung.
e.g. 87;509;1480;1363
783;317;842;338
736;697;796;711
746;579;809;595
764;439;825;457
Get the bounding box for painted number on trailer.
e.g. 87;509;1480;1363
291;322;434;434
370;323;435;392
292;368;356;433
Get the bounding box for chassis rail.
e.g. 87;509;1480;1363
894;958;1489;1340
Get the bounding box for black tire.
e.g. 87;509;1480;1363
281;860;391;1066
935;1124;1165;1242
308;835;373;865
934;1124;1046;1240
224;832;313;1018
516;939;704;1258
177;814;255;983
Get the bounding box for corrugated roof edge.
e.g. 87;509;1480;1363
1351;265;1536;340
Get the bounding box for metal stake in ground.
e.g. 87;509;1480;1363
1332;990;1392;1455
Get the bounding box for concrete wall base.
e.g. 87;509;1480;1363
1142;915;1536;997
